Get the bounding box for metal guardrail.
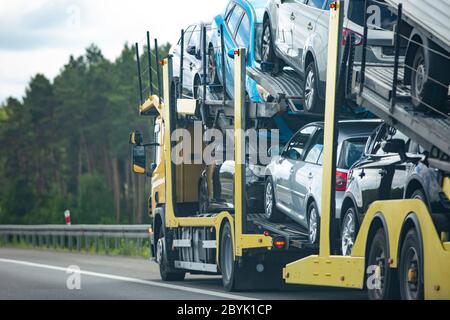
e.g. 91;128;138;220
0;225;152;255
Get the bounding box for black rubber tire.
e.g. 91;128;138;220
157;228;186;282
399;229;424;300
367;229;399;300
220;222;247;292
198;178;209;214
193;76;200;99
303;61;324;114
410;46;448;113
340;207;359;256
264;177;285;223
261;19;283;74
410;189;427;204
307;202;320;244
208;45;219;85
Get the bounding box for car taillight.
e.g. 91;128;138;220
273;237;286;250
336;171;348;192
342;28;364;47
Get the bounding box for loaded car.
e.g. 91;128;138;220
208;0;268;103
262;0;398;113
171;22;211;99
264;120;382;244
340;123;450;256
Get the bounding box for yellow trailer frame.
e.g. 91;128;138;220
283;1;450;300
159;49;272;265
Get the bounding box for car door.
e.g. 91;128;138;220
291;127;323;226
274;126;316;216
276;0;296;58
291;0;326;71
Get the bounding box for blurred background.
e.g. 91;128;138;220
0;0;227;225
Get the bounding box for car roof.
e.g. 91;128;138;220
304;119;382;142
233;0;268;23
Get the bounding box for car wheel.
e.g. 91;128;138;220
198;178;209;214
264;177;285;222
308;202;320;244
303;61;324;114
399;229;424;300
208;45;219;85
410;189;427;204
367;229;399;300
156;228;186;282
261;20;283;74
193;76;200;99
341;207;358;256
410;46;448;112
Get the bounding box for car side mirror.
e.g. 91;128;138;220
186;45;196;56
287;149;301;161
132;145;146;174
382;139;406;154
227;49;235;59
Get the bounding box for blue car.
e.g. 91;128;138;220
208;0;269;103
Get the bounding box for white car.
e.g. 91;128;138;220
262;0;398;113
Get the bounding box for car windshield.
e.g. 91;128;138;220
347;0;397;31
338;138;368;170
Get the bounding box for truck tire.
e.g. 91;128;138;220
156;228;186;282
410;46;448;113
303;61;324;114
220;222;250;292
367;229;399;300
264;177;285;222
399;229;424;300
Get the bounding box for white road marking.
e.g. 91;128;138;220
0;258;258;300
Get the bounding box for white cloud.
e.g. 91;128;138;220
0;0;227;103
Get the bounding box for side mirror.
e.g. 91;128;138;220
130;131;143;145
132;145;146;174
382;139;406;154
227;49;236;59
287;149;301;161
186;45;197;56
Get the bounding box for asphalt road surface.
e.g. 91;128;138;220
0;248;366;300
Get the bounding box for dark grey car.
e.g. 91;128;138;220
265;120;382;243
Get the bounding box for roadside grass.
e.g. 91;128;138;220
0;237;151;259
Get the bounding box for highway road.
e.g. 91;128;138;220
0;248;366;300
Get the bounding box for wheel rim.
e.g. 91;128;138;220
265;182;273;219
262;25;271;62
156;237;164;265
341;211;356;256
305;69;315;111
372;247;386;299
208;49;216;83
403;247;421;300
413;56;426;101
309;207;318;243
223;232;233;282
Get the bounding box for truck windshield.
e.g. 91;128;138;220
347;0;397;31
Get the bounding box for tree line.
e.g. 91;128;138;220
0;42;171;225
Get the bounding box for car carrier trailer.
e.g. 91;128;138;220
130;0;449;299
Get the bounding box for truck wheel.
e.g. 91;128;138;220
220;222;247;292
261;19;283;74
308;202;320;244
156;228;186;282
399;229;424;300
410;46;448;112
303;62;324;114
341;207;358;256
264;177;285;222
367;229;399;300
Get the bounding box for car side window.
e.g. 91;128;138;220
235;13;250;49
304;130;324;164
227;5;244;36
306;0;326;9
188;25;198;48
182;25;195;47
284;126;316;160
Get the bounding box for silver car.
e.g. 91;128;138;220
264;120;382;243
171;23;211;99
262;0;397;113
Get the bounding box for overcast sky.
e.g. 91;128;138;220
0;0;227;103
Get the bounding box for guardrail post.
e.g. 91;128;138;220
95;236;99;254
86;235;90;253
68;234;73;251
32;233;36;248
77;234;81;252
104;237;109;255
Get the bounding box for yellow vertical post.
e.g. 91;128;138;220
319;1;342;257
234;48;246;245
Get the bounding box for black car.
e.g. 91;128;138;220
340;123;450;256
